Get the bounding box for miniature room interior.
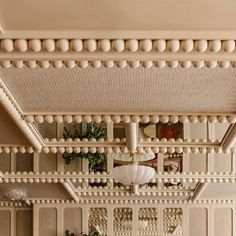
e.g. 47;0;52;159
0;1;236;235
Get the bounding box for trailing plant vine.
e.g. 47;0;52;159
65;228;102;236
62;123;107;171
80;228;103;236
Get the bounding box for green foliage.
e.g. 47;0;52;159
80;228;102;236
65;230;77;236
64;228;102;236
62;123;107;171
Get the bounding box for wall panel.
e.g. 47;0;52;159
39;208;57;236
64;208;82;234
189;208;207;236
0;210;11;236
214;208;232;236
16;210;32;236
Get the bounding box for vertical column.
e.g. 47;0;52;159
57;206;64;236
231;151;236;173
183;206;188;236
33;123;39;172
183;122;190;172
82;122;89;173
33;153;39;172
10;153;16;172
82;207;89;234
207;154;214;172
132;207;139;236
107;207;114;236
33;205;39;236
57;123;64;172
10;208;16;236
158;206;164;236
207;123;214;172
107;121;114;171
233;206;236;236
208;206;213;236
158;153;164;173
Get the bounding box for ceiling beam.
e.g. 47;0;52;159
0;80;43;151
221;124;236;151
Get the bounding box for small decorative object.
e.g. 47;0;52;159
0;188;27;201
158;123;182;139
80;227;102;236
62;123;106;171
65;230;77;236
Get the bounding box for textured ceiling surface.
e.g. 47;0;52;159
0;0;236;32
0;104;30;145
0;67;235;113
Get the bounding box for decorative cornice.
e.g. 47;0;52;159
25;114;236;124
1;172;236;184
0;201;31;207
1;60;236;69
0;39;235;54
32;198;236;205
1;39;236;69
0;80;43;151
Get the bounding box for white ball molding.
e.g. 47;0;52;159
29;39;42;52
24;114;236;125
1;39;14;52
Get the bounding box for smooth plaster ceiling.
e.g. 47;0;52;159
0;104;30;145
0;0;236;37
0;66;235;113
199;183;236;200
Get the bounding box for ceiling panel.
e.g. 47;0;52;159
199;183;236;200
0;0;236;33
0;66;235;113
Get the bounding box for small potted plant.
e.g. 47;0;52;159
65;230;77;236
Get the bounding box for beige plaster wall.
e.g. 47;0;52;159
189;208;207;236
214;208;233;236
0;208;32;236
36;206;82;236
0;210;11;236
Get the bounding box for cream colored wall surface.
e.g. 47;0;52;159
185;123;208;140
213;153;232;172
214;208;233;236
213;123;230;141
1;0;236;34
38;123;57;139
189;208;207;236
16;153;33;172
64;208;82;234
39;208;57;236
0;104;30;145
188;153;207;172
16;210;32;236
0;153;11;172
0;210;10;236
39;153;57;172
63;158;82;172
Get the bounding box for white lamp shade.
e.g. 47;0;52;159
112;164;155;185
